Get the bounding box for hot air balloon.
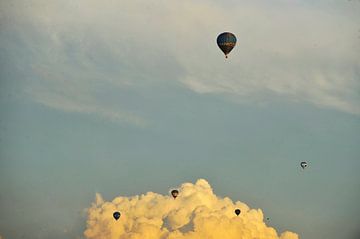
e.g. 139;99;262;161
300;161;308;169
113;211;121;220
171;189;179;199
217;32;237;58
235;208;241;216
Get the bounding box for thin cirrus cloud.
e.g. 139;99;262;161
84;179;299;239
1;0;359;125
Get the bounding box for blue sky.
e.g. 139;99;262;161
0;0;360;239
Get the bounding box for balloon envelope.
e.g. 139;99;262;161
113;211;121;220
235;209;241;216
217;32;237;58
300;161;308;169
171;189;179;199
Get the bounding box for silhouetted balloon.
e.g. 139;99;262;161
300;161;308;169
217;32;237;58
113;211;121;220
171;189;179;199
235;208;241;216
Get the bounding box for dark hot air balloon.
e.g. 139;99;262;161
217;32;237;58
171;189;179;199
235;208;241;216
113;211;121;220
300;161;308;169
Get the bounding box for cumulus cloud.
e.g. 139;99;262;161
84;179;298;239
1;0;359;119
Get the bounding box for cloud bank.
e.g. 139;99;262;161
84;179;298;239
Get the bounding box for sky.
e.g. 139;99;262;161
0;0;359;238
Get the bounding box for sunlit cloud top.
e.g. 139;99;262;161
84;179;299;239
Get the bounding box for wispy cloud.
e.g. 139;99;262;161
1;0;359;119
175;1;360;115
28;88;148;126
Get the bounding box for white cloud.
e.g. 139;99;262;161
84;179;299;239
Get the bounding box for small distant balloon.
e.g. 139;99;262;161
300;161;308;169
171;189;179;199
113;211;121;220
235;208;241;216
217;32;237;58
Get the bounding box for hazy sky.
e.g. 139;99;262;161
0;0;359;238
